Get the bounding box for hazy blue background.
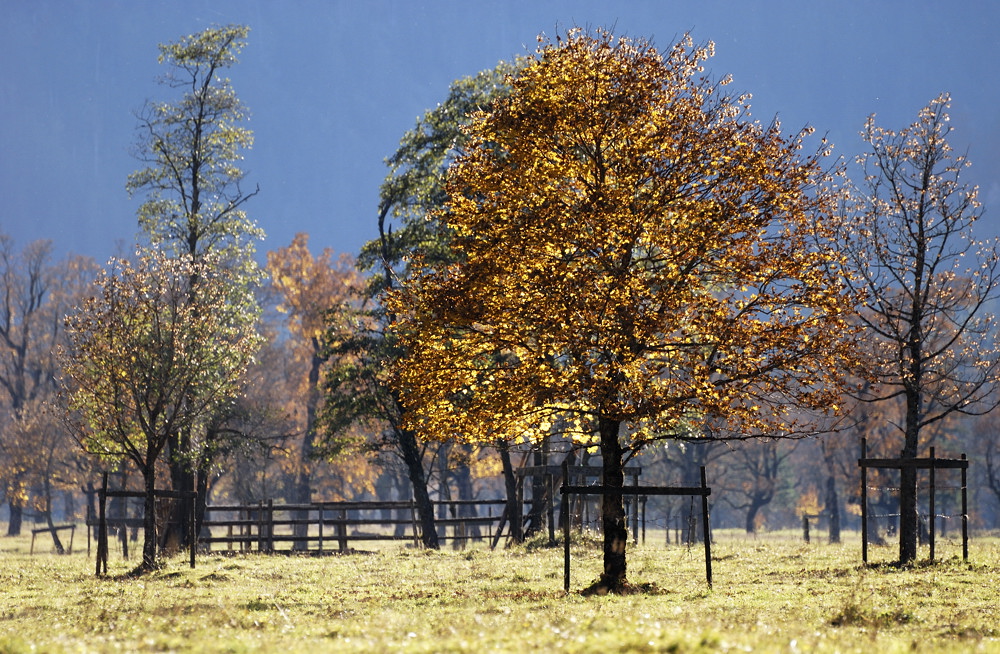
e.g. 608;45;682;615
3;1;999;264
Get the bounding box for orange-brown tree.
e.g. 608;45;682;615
391;30;861;593
266;234;370;544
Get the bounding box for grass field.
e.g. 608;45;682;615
1;526;998;653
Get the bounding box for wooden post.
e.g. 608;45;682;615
318;505;325;553
411;498;420;548
929;447;936;561
632;471;640;546
860;438;868;565
337;508;347;553
803;515;811;543
267;499;275;553
189;487;196;569
700;466;712;588
640;496;647;545
547;472;556;547
961;453;969;561
97;472;108;576
562;458;570;594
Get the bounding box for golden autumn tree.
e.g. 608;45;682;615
391;30;861;593
266;234;373;545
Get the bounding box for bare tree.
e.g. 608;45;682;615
841;94;1000;564
0;235;95;536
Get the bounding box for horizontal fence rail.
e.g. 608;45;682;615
199;499;510;554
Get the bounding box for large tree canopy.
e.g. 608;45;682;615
391;30;861;592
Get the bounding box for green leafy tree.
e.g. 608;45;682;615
61;249;261;571
841;94;1000;564
126;24;263;544
391;30;861;593
322;60;520;548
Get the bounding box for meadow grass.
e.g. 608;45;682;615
1;526;998;653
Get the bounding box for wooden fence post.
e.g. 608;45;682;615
337;508;347;553
96;472;108;577
318;505;325;553
860;438;868;565
700;466;712;589
961;453;968;561
562;458;570;594
929;447;936;561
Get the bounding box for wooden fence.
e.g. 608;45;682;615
200;499;509;554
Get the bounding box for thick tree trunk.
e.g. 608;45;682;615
6;499;24;536
398;428;438;549
744;499;765;534
586;416;627;595
498;440;523;543
826;474;841;544
899;389;921;564
899;464;919;564
165;430;193;553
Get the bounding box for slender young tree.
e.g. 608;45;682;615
391;30;861;593
126;24;263;546
841;94;1000;564
61;250;261;571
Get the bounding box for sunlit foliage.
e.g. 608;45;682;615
391;29;861;591
393;30;858;446
61;249;262;568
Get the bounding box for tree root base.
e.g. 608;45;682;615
580;575;664;597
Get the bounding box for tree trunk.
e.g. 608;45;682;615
42;476;65;554
398;428;438;549
498;439;523;543
453;444;480;541
826;474;841;544
899;464;918;564
140;465;158;571
899;389;921;564
6;499;24;536
585;416;627;595
744;499;764;534
293;347;325;550
164;430;193;553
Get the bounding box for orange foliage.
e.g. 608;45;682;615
390;30;862;448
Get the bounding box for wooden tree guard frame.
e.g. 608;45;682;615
95;471;198;576
559;459;713;591
858;438;969;564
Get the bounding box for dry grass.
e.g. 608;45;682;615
1;526;998;653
